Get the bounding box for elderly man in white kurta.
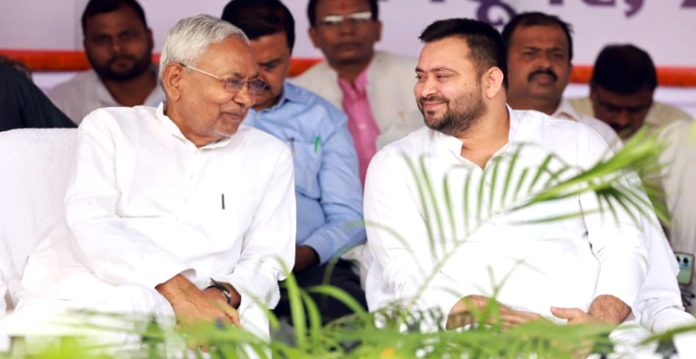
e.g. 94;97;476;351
1;15;295;340
364;18;649;330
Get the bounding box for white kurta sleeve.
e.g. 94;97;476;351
65;111;193;289
220;146;296;313
577;129;649;310
365;149;462;323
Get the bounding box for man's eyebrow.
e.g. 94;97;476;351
259;59;281;67
225;71;244;78
415;66;455;72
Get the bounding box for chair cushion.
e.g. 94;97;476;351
0;128;77;309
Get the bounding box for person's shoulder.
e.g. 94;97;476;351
80;105;158;131
376;127;430;158
236;125;290;153
292;61;332;85
567;97;593;117
48;71;98;96
375;51;416;65
368;128;431;181
647;102;694;127
371;51;416;72
286;82;346;123
516;109;604;145
513;109;613;165
576;114;620;146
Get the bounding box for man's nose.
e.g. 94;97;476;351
536;52;552;69
109;38;124;54
416;77;438;99
234;83;255;108
613;110;632;127
338;19;356;34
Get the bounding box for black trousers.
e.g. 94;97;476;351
0;64;75;132
273;259;367;325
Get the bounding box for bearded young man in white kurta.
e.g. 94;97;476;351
1;15;295;341
364;19;649;329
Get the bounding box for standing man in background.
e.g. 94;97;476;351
48;0;164;124
292;0;422;184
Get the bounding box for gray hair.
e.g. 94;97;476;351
159;14;248;81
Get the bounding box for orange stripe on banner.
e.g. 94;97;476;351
1;49;694;86
571;65;696;88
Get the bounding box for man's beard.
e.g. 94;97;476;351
89;51;152;82
419;91;487;137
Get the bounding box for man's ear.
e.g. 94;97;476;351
374;20;383;42
483;67;505;98
146;28;154;51
162;62;184;101
308;27;320;49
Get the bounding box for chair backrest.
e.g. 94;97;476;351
0;128;77;310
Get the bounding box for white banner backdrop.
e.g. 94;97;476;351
1;0;694;67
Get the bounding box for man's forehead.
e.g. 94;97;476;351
419;37;472;65
249;33;291;61
199;38;256;74
317;0;370;14
85;6;144;33
595;86;653;105
510;25;568;49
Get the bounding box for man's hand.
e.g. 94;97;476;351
447;295;543;330
156;274;240;328
550;307;598;325
293;245;319;273
551;294;630;325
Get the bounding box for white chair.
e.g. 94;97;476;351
0;128;77;315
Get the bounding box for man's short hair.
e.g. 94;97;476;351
81;0;148;35
159;14;248;81
307;0;379;26
501;12;574;62
221;0;295;51
591;44;657;94
419;18;507;85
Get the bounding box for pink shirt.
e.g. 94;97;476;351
338;70;381;185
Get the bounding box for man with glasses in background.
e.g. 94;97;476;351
293;0;422;184
222;0;366;325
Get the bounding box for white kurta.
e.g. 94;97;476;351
47;70;165;125
4;104;295;338
364;108;649;325
553;99;689;329
554;99;621;148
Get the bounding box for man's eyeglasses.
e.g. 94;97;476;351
179;63;266;96
318;11;373;27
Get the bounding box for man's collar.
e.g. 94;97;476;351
552;98;582;122
260;82;303;113
156;102;232;149
430;105;521;158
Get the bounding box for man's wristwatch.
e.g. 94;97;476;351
208;278;233;306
